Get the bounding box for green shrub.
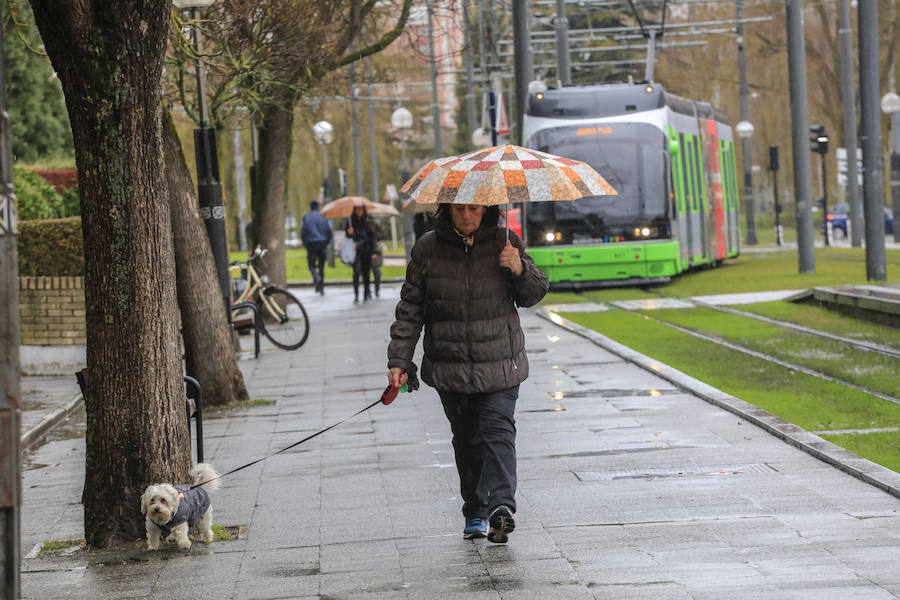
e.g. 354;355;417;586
17;217;84;276
14;166;66;220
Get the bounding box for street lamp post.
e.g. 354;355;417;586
174;0;232;333
312;121;334;202
391;107;414;261
735;120;756;245
882;92;900;243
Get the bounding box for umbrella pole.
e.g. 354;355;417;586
506;201;510;243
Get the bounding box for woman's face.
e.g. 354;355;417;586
353;206;366;217
450;204;485;235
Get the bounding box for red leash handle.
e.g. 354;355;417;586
380;382;408;405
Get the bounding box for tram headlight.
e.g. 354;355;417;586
633;226;656;238
544;231;562;243
641;227;651;237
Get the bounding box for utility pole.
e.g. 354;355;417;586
858;0;886;280
365;58;380;204
0;23;21;599
555;0;571;86
512;0;532;145
785;0;815;273
232;126;248;252
350;61;364;196
462;0;477;149
427;0;442;155
736;0;757;245
839;0;862;247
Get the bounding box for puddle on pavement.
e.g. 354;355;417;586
547;444;693;459
331;371;386;380
546;388;680;400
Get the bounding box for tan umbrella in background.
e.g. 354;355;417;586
400;144;616;240
366;202;401;218
320;196;377;219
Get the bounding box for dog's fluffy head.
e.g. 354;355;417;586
140;483;180;526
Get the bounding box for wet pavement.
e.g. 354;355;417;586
19;282;900;599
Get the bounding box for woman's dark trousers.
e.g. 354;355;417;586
352;253;372;300
438;386;518;519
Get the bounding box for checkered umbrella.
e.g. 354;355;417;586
399;144;617;206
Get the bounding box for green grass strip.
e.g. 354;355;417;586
560;309;900;433
738;300;900;351
820;431;900;473
641;307;900;399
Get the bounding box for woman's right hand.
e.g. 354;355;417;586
388;367;408;388
347;226;355;235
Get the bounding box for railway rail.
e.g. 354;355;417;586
603;295;900;407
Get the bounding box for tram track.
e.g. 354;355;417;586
676;296;900;360
604;299;900;407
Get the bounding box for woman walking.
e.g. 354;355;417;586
386;203;548;543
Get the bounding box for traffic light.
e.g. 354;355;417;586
809;125;828;154
768;145;779;171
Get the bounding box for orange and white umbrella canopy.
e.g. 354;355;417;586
400;144;616;206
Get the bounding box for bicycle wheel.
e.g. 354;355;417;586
257;287;310;350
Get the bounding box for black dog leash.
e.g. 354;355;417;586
190;384;406;490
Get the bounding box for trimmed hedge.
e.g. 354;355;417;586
17;217;84;276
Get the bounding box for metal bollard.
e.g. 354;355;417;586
183;376;204;464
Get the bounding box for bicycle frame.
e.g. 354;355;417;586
231;251;289;324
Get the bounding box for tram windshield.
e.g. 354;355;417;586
524;122;666;246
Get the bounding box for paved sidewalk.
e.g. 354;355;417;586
20;283;900;599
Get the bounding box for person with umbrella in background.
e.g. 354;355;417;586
386;144;615;543
345;205;379;303
300;200;333;295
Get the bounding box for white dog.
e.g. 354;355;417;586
140;463;221;550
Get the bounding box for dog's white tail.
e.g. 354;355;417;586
191;463;221;493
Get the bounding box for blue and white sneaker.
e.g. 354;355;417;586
463;516;487;539
487;506;515;544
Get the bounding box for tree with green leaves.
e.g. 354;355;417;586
170;0;414;288
2;2;72;162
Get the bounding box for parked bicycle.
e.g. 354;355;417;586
231;247;309;350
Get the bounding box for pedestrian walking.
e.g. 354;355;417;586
345;205;378;303
300;200;333;295
386;203;549;543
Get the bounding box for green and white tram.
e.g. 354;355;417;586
522;82;742;289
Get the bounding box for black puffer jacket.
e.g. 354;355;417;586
388;215;549;394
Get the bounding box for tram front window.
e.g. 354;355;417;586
525;123;665;246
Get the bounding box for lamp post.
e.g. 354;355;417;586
735;120;756;245
391;107;414;260
312;120;334;202
390;107;413;176
174;0;232;332
882;92;900;243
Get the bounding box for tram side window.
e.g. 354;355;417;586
669;135;683;215
690;136;704;211
722;144;736;210
679;133;693;213
728;145;740;210
719;141;731;210
686;136;699;212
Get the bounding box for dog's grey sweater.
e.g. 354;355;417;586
160;485;211;537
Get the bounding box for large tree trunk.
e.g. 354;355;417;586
250;102;293;288
31;1;191;546
162;107;249;408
